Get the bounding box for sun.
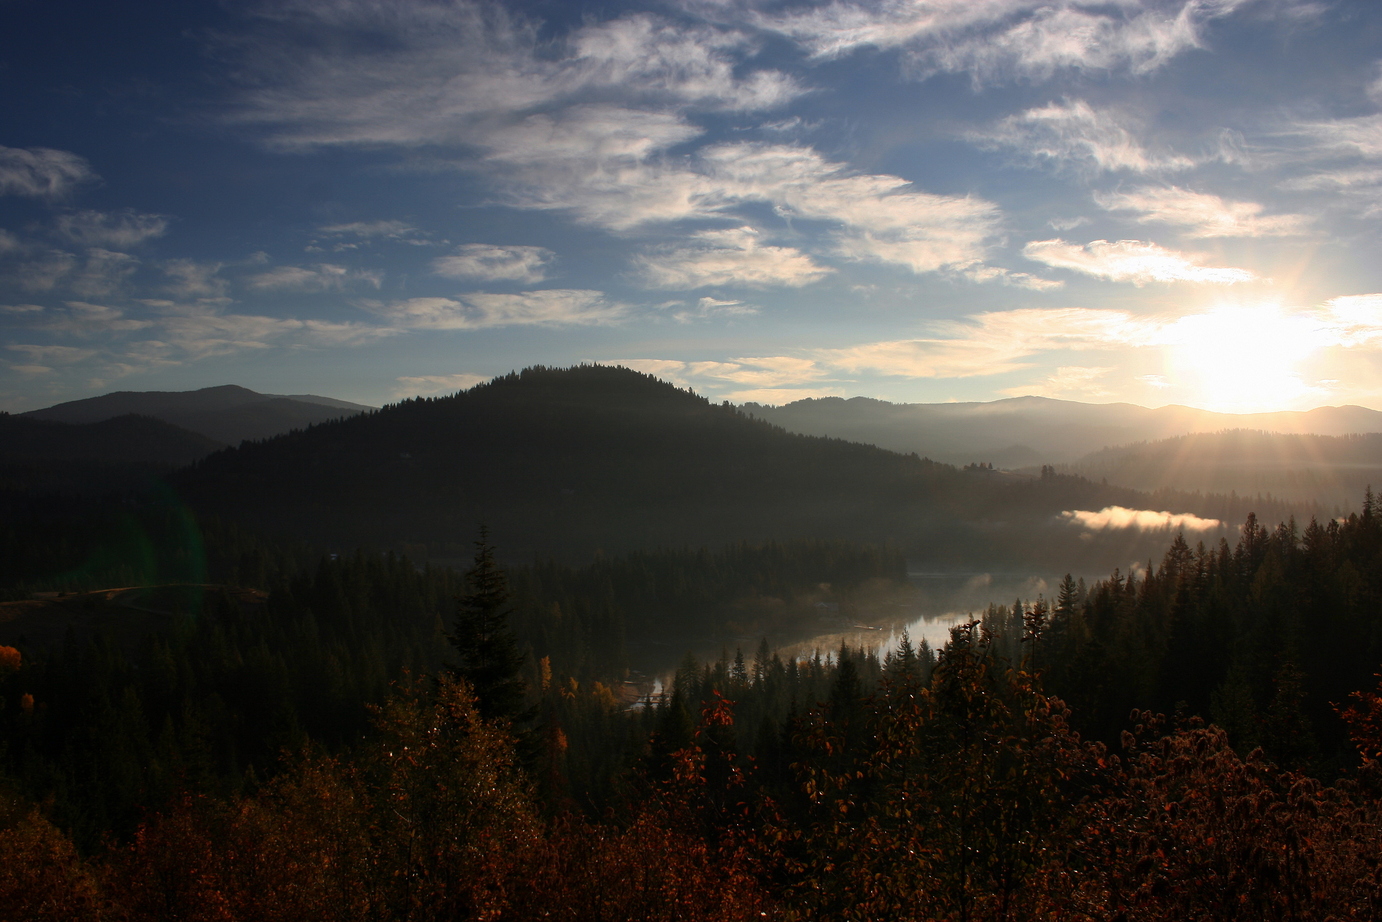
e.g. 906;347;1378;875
1159;302;1327;414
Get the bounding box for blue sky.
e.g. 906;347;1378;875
3;0;1382;413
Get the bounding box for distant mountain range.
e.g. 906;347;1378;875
9;371;1367;569
163;365;1286;575
23;385;374;446
1062;430;1382;512
743;396;1382;468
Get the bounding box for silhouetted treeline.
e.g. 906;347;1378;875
6;622;1382;920
1036;498;1382;774
0;506;909;848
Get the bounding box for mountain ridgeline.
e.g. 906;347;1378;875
745;393;1382;469
1060;429;1382;511
171;365;1246;573
23;384;373;446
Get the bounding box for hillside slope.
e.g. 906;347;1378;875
170;365;1249;572
1063;429;1382;511
0;413;226;495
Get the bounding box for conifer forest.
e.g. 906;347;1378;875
3;370;1382;920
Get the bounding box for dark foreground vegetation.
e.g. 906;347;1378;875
2;492;1382;918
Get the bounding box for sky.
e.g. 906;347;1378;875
2;0;1382;414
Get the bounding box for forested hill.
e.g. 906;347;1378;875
0;412;226;495
173;364;1277;571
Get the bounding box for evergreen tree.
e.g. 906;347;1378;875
449;529;531;727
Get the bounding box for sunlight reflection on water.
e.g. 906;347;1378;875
780;571;1062;663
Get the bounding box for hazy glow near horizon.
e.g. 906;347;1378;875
2;1;1382;413
1162;304;1326;414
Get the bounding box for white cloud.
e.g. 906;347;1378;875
1095;186;1311;237
161;260;227;298
1023;238;1258;284
634;226;832;288
1061;505;1222;532
1279;167;1382;217
222;4;1002;278
6;344;97;365
0;146;97;198
370;289;627;330
54;210;169;249
1291;113;1382;160
393;373;489;398
570;14;800;111
696;143;1002;273
151;302;391;358
6;247;142;298
41;301;154;336
0;303;45;314
973;99;1194;174
754;0;1242;82
246;263;382;291
670;295;759;323
954;262;1063;291
912;3;1207;83
312;220;430;252
817;307;1153;378
229;4;799;150
432;244;554;284
1317;294;1382;347
484;128;1003;273
68;251;140;299
318;220;419;238
7;364;53;377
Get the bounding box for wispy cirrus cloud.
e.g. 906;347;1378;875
9;248;142;298
818;307;1155;379
1317;293;1382;347
634;226;832;289
750;0;1246;82
432;244;555;284
230;3;800;151
148;301;392;359
0;146;97;198
1023;238;1258;284
1290;113;1382;160
160;260;227;299
245;263;382;291
7;343;98;365
222;3;1009;281
668;295;759;323
38;300;155;336
54;210;169;249
318;220;420;239
1095;186;1312;237
972;99;1194;174
625;305;1156;398
311;220;430;251
368;289;627;330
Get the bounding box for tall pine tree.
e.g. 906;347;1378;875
449;529;531;727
